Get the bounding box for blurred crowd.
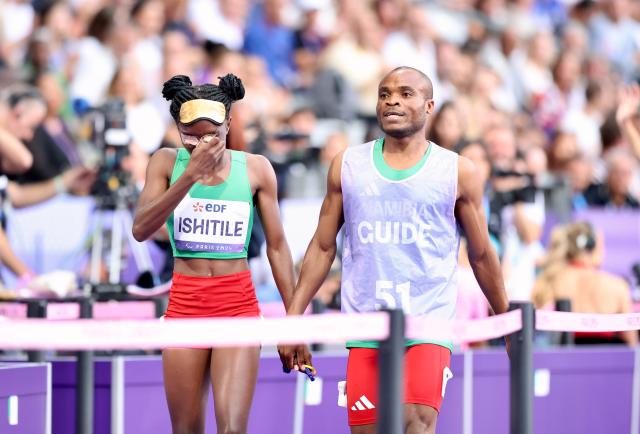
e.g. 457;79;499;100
1;0;640;344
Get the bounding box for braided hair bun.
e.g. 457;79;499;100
218;74;245;102
162;75;192;101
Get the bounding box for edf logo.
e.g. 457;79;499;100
192;202;227;213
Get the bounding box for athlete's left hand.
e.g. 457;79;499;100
278;343;312;373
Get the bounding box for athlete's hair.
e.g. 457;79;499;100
531;222;596;308
383;66;433;99
161;74;245;123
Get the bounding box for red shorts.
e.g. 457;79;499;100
346;344;452;426
164;270;260;318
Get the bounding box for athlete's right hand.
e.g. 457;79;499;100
278;343;313;373
184;135;225;181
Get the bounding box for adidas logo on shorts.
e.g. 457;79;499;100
351;395;376;411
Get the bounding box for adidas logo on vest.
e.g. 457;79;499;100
351;395;376;411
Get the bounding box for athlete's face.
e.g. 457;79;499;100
376;70;434;139
179;118;229;153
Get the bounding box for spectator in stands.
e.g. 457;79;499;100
548;132;579;173
0;78;94;206
566;153;594;210
129;0;166;99
286;130;348;199
589;0;640;80
584;149;639;209
0;85;46;145
560;81;605;161
513;30;557;105
485;124;546;301
243;0;295;88
322;10;386;119
188;0;249;52
3;81;96;202
374;0;407;36
68;6;120;106
532;222;637;346
292;1;327;91
534;50;585;137
36;0;76;75
0;0;35;68
108;63;165;154
16;74;82;182
561;21;590;59
382;4;438;97
22;29;52;83
0;125;32;176
616;82;640;161
427;101;464;151
0;109;36;289
7;165;95;208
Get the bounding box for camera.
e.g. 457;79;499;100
487;169;539;242
491;169;538;206
79;98;132;209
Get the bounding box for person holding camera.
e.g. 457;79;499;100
0;89;37;292
0;84;96;206
484;124;546;302
132;73;296;434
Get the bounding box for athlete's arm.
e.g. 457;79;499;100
455;156;509;316
133;137;225;241
288;150;345;315
277;151;345;372
250;154;296;309
132;148;187;241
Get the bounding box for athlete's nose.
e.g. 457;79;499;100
385;97;400;107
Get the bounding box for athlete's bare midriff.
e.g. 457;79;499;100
173;257;250;277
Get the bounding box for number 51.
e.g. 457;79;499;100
375;281;411;313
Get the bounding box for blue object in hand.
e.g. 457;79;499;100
302;364;316;381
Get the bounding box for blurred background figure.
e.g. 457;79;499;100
532;222;637;346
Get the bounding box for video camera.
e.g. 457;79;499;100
491;169;538;206
76;98;133;209
487;168;540;242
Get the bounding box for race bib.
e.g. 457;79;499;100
173;196;250;253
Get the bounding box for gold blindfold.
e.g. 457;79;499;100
179;99;227;125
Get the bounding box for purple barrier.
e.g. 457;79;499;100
51;359;112;434
19;346;638;434
534;348;633;434
474;347;635;434
119;353;465;434
0;362;49;433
